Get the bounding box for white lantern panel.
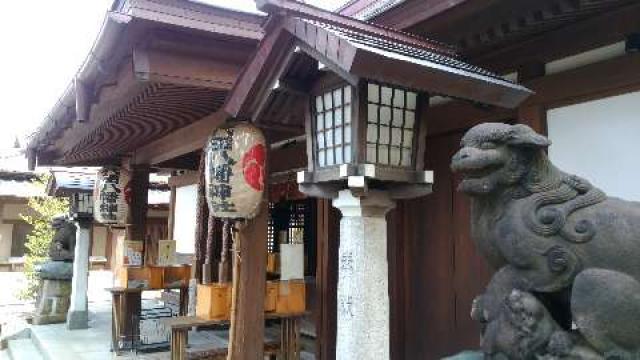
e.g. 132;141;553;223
391;128;402;146
317;132;325;149
405;111;415;129
344;86;352;103
316;96;324;112
380;106;391;125
406;91;417;110
402;149;412;166
324;92;333;109
316;114;324;130
333;89;343;107
379;126;390;145
326;150;334;166
334;109;343;126
378;145;389;164
381;86;392;105
367;124;378;142
344;104;352;124
205;123;266;219
318;150;326;167
393;108;404;127
368;104;379;122
390;147;401;165
325;111;333;129
404;130;414;148
393;89;405;108
367;144;377;163
367;83;379;102
335;147;344;164
335;127;343;145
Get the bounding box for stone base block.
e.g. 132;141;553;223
66;310;89;330
32;279;71;325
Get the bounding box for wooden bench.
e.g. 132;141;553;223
165;312;308;360
183;341;280;359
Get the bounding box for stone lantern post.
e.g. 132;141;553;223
297;82;435;359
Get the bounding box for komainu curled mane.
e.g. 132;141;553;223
451;123;640;359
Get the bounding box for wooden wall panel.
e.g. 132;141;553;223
391;130;492;359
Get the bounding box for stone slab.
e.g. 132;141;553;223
7;338;44;360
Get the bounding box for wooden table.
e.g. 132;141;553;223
107;286;189;355
165;311;309;360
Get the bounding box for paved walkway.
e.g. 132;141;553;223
3;271;315;359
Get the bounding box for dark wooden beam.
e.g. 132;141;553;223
133;47;242;90
225;22;296;119
373;0;486;32
133;111;227;165
168;171;199;187
523;52;640;108
471;1;640;74
168;185;176;240
517;61;545;83
75;79;92;123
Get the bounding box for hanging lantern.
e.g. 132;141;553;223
205;123;267;219
93;167;130;224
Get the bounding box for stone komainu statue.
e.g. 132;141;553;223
450;123;640;359
49;215;76;262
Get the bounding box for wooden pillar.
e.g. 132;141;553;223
518;61;548;135
518;105;548;135
124;163;150;262
227;202;268;360
168;185;177;239
315;199;339;360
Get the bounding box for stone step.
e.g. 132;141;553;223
6;338;44;360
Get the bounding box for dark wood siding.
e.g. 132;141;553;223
391;129;492;359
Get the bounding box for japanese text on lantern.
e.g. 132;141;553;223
99;169;121;222
208;129;237;213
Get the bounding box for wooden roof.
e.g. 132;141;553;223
29;0;264;167
347;0;640;73
226;0;531;120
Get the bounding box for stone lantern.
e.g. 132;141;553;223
296;82;434;360
297;81;433;200
223;0;532;358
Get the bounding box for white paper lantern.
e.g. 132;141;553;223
93;167;130;224
205;123;266;219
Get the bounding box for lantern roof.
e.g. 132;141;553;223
225;0;532;120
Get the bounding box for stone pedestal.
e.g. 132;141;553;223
332;190;395;360
32;278;72;325
67;221;91;330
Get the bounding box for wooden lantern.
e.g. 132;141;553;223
298;80;433;198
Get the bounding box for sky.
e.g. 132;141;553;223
0;0;346;149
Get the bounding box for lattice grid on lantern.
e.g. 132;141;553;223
314;86;353;167
366;83;417;167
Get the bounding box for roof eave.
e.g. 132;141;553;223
349;44;533;108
